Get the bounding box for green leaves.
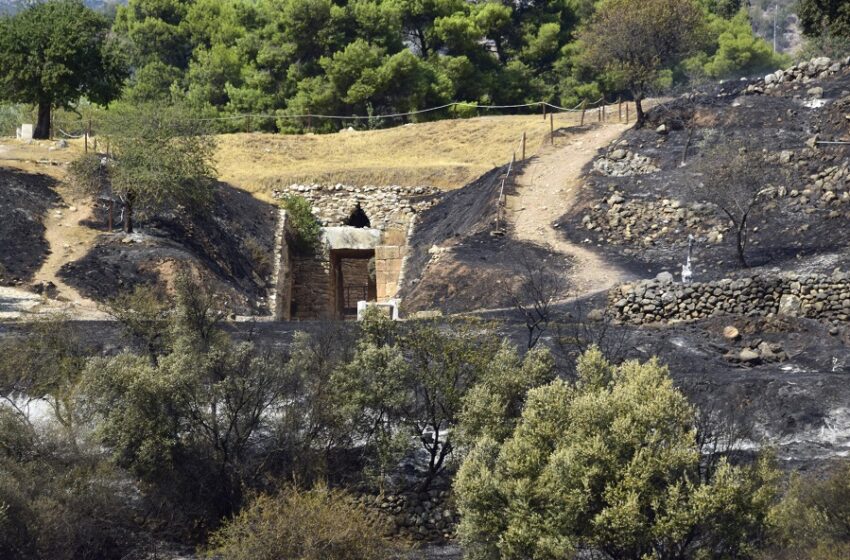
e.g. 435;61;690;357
456;349;780;560
0;0;126;107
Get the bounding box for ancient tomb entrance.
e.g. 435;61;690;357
345;204;371;228
331;249;377;318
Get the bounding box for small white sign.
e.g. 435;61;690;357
19;124;33;141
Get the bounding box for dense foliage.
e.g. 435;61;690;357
68;102;217;233
206;485;397;560
455;348;780;560
98;0;784;132
0;0;125;138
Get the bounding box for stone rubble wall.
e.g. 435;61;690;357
361;489;458;541
746;55;850;96
273;183;440;231
609;273;850;325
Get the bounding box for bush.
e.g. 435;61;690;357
455;347;780;560
68;153;109;197
766;462;850;558
449;101;479;119
206;485;398;560
281;195;322;254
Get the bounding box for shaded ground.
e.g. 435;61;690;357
0;167;60;284
58;183;279;315
401;120;635;314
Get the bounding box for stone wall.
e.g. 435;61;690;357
291;255;335;319
609;272;850;324
361;489;457;541
273;183;439;230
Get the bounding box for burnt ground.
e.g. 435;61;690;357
401;165;573;313
5;309;850;472
0;167;60;285
560;71;850;281
58;182;279;315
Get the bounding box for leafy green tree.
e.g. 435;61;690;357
684;9;788;80
581;0;707;126
455;347;780;560
79;277;293;525
0;316;87;432
70;102;217;233
458;342;555;446
0;0;127;139
800;0;850;40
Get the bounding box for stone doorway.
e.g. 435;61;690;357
331;249;377;318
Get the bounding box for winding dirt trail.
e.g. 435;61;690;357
30;185;104;316
511;123;632;297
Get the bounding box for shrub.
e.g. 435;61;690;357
206;485;398;560
455;347;780;560
243;235;272;279
281;195;322;254
766;462;850;558
449;101;479;119
68;153;109;197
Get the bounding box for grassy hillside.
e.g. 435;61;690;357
215;112;606;200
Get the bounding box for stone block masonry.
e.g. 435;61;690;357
609;273;850;325
273;183;440;230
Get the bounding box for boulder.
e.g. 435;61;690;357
723;326;741;341
778;294;802;317
738;348;761;364
655;271;674;284
807;86;825;99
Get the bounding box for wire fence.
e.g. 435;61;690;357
49;96;645;146
489;96;649;235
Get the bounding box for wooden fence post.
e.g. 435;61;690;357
108;199;114;231
550;112;554;145
601;104;606;122
626;103;630;124
580;99;588;126
542;103;546;120
618;98;623;122
521;132;526;160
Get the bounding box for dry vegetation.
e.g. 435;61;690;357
215;113;592;199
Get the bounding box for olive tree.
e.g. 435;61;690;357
70;102;217;233
0;0;126;139
580;0;707;126
455;347;780;560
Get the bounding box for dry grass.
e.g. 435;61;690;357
214;113;603;200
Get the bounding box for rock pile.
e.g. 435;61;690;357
609;272;850;325
746;56;850;95
581;195;724;247
273;183;440;230
725;340;788;366
592;148;660;176
364;489;458;541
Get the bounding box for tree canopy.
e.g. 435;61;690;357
102;0;784;132
0;0;126;138
455;347;780;560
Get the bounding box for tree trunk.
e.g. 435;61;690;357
736;223;749;268
123;199;134;234
634;96;646;128
34;101;51;140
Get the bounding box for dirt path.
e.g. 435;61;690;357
30;186;104;317
511;123;632;297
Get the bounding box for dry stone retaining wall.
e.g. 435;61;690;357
610;273;850;324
